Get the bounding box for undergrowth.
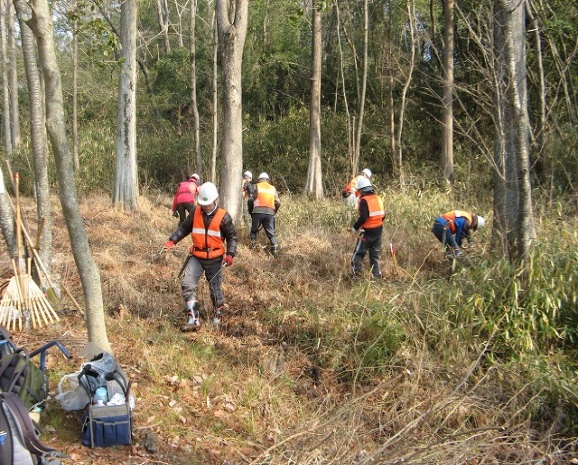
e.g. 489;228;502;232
5;186;578;464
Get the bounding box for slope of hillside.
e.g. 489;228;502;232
1;191;574;465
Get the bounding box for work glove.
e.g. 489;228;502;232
351;227;357;234
172;210;179;218
163;240;175;251
223;254;234;267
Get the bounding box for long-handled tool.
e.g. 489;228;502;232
0;173;60;331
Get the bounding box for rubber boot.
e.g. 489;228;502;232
182;300;200;332
271;244;280;258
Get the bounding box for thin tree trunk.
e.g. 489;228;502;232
24;0;110;352
353;0;368;179
72;18;79;172
14;0;52;271
190;0;203;178
305;3;323;198
395;0;417;186
156;0;170;54
441;0;454;182
7;0;19;149
0;0;12;155
211;2;218;183
0;166;16;258
113;0;138;210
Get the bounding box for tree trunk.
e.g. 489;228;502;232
0;0;12;155
7;0;19;149
156;0;170;54
190;0;203;179
113;0;139;210
215;0;248;220
353;0;368;181
25;0;111;353
441;0;454;183
211;4;218;183
305;3;323;199
0;167;16;258
72;17;79;172
395;0;417;186
492;0;534;265
14;0;52;271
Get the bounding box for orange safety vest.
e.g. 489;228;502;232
441;210;472;233
241;178;248;199
254;182;276;209
346;175;362;193
190;207;226;259
361;194;385;229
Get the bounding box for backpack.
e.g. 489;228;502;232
0;392;67;464
0;352;47;411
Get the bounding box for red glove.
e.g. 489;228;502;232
223;255;234;267
163;240;175;250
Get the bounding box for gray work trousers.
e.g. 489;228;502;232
182;255;224;311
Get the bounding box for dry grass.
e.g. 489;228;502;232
0;191;574;464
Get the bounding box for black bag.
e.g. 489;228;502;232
78;352;133;448
0;392;67;464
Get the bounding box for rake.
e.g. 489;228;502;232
0;172;59;331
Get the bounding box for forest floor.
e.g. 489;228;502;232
1;191;573;465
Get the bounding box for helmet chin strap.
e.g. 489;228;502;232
202;203;218;215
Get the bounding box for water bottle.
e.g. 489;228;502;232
93;386;108;405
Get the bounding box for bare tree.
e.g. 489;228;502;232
305;2;323;199
72;15;79;172
394;0;417;185
441;0;454;182
23;0;111;352
215;0;248;219
14;0;52;270
352;0;368;178
190;0;203;178
7;0;19;149
0;0;12;154
156;0;171;54
113;0;139;210
0;167;16;257
492;0;534;264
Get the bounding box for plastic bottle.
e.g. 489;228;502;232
93;386;108;405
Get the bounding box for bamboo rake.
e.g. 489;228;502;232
0;172;60;331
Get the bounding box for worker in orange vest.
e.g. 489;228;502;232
431;210;486;256
163;182;237;331
342;168;372;208
250;172;281;258
350;176;385;279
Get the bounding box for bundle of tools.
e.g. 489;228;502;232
0;172;60;331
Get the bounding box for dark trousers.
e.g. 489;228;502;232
431;221;458;249
351;229;383;278
250;213;277;246
176;202;195;225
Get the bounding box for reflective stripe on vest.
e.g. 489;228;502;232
361;194;385;229
441;210;472;234
191;207;226;259
254;182;276;209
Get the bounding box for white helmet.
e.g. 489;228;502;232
356;176;372;190
243;171;252;180
190;173;200;182
258;172;269;181
361;168;372;178
476;215;486;229
197;182;219;205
